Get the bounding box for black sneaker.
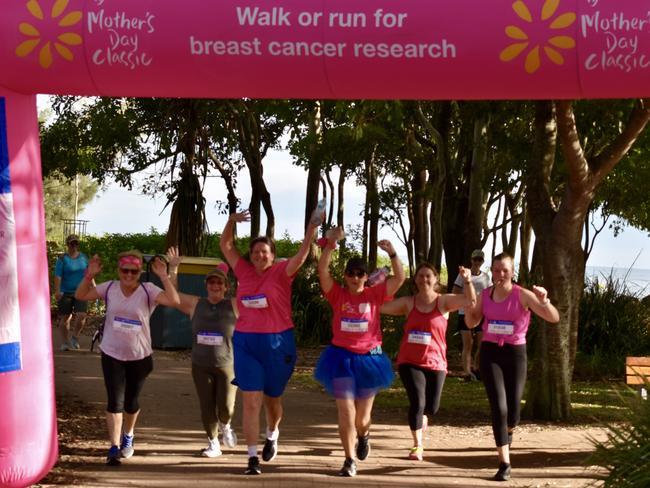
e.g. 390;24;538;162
338;457;357;477
494;462;511;481
471;368;481;381
245;456;261;475
106;445;121;466
262;438;277;462
356;434;370;461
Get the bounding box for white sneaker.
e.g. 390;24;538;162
201;438;222;458
220;423;238;449
60;342;70;351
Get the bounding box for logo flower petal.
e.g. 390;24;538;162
39;41;53;68
58;11;82;27
544;46;564;65
52;0;70;18
54;42;74;61
548;35;575;49
500;42;529;61
512;1;533;22
26;0;44;20
16;39;40;57
506;25;529;40
57;32;82;45
541;0;560;21
550;13;576;29
19;22;40;36
525;45;541;73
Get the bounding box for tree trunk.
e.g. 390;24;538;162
367;148;379;270
525;98;650;420
464;114;489;258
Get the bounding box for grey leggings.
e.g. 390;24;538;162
191;363;237;439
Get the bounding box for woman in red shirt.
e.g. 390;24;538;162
381;262;476;461
315;227;405;477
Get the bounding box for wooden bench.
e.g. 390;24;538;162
626;357;650;399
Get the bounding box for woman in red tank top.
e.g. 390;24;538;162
381;262;476;461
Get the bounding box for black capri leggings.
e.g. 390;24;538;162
398;363;446;431
101;352;154;414
479;342;527;447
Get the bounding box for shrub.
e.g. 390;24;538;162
577;273;650;378
588;384;650;487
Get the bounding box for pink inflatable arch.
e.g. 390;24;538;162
1;0;649;485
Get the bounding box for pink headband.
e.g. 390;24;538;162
119;256;142;268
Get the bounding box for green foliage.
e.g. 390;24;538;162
588;385;650;488
577;273;650;378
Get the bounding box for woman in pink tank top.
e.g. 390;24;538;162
381;262;476;461
464;252;559;482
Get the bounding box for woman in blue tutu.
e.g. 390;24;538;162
315;227;405;477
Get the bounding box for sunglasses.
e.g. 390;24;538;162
472;257;484;262
68;241;79;246
345;270;366;278
119;268;141;275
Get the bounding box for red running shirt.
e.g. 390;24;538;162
396;298;448;372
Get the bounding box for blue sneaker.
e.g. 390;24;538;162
106;445;121;466
120;433;134;459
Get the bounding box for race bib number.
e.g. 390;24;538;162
241;294;268;309
341;318;369;333
197;331;224;346
408;331;432;345
487;320;514;335
358;302;371;314
113;316;142;333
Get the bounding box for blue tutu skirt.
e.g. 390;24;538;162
314;345;395;399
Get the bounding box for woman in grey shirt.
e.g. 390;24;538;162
168;247;238;458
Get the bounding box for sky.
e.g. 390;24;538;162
74;146;650;272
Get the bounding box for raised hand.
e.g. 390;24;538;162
378;239;396;256
458;266;471;282
87;254;101;277
229;210;251;224
326;226;345;242
166;246;182;268
532;285;549;303
151;256;168;278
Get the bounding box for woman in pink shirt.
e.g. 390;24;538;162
220;210;320;475
381;262;476;461
465;252;559;482
75;250;180;466
315;227;405;477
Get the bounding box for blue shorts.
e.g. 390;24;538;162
232;329;296;397
314;345;395;400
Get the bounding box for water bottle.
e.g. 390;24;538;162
367;266;390;287
310;198;327;225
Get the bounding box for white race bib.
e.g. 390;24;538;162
197;331;224;346
341;318;369;333
113;316;142;333
487;320;514;335
241;294;268;309
408;331;432;345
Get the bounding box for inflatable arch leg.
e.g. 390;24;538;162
0;88;57;487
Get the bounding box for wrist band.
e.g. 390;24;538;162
317;237;337;250
388;253;397;259
84;271;94;280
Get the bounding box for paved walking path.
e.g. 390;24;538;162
48;336;605;487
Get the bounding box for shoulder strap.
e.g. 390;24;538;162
140;282;151;308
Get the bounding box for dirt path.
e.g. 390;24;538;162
40;334;607;487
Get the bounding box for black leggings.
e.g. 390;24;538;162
101;352;153;414
479;342;527;447
398;363;446;431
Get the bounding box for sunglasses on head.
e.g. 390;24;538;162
119;268;140;275
345;269;366;278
